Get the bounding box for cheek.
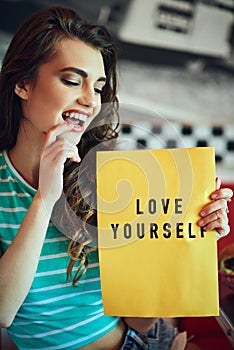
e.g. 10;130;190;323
34;83;69;110
24;93;63;129
84;117;95;131
94;104;102;118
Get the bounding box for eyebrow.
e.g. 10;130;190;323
60;67;106;82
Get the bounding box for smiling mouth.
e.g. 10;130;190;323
62;112;88;127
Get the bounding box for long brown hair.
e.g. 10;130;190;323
0;6;119;285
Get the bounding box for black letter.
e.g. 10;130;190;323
111;223;119;239
188;223;196;238
137;223;145;239
200;226;206;238
161;198;170;214
124;223;132;239
148;199;157;214
175;198;182;214
136;199;143;215
150;223;158;238
176;223;184;238
163;223;171;238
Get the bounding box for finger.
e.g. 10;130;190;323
57;139;80;162
210;188;233;201
43;123;74;149
200;198;228;217
57;129;83;149
43;148;78;174
216;224;230;239
198;207;228;228
57;142;80;163
199;218;229;233
64;145;80;162
44;139;80;163
52;150;73;170
45;126;82;162
216;177;222;190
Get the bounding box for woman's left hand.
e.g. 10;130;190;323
198;178;233;238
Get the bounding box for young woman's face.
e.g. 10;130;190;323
18;39;106;137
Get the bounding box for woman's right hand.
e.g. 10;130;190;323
0;122;82;327
38;123;80;211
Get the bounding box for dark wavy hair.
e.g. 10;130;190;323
0;6;119;285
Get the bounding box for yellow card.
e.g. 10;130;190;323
96;147;219;317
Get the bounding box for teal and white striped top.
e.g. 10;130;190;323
0;150;119;349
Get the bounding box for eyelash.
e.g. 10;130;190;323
62;79;79;87
94;88;103;95
62;79;103;95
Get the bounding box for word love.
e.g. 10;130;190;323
136;198;182;215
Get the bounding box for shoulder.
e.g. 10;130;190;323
0;150;17;191
0;150;9;177
0;150;4;162
0;151;7;174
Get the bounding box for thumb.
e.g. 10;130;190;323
216;177;222;190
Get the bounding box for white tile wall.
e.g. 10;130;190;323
117;59;234;183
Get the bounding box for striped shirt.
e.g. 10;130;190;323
0;150;119;349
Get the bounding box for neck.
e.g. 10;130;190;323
9;130;43;189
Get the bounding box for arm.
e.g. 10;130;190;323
123;317;157;334
0;192;53;327
0;123;79;327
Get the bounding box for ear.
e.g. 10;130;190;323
14;82;29;100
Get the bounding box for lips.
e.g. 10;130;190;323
62;111;88;127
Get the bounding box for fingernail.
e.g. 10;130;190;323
198;220;204;226
71;157;80;163
200;211;206;217
211;194;217;199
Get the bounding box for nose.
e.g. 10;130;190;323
77;85;98;108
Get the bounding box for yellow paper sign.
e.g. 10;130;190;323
96;147;219;317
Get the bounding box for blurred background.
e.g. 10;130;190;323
0;0;234;181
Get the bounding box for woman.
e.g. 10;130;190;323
0;6;232;350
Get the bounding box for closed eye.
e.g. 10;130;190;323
62;79;80;87
94;88;103;95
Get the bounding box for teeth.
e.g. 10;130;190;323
78;114;87;122
63;112;88;122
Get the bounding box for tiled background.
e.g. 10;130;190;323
116;59;234;182
0;1;234;185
